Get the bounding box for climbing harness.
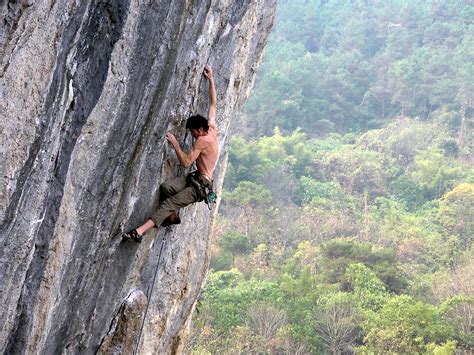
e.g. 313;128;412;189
186;170;217;210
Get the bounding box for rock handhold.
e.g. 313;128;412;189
97;290;147;355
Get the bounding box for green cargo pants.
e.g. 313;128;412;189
149;173;210;227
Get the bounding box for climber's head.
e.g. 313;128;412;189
186;114;209;138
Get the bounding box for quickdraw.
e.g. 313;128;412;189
204;189;217;210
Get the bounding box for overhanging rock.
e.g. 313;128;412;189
0;0;276;353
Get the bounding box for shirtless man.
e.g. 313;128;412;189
123;65;219;243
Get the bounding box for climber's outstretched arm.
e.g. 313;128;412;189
204;65;217;130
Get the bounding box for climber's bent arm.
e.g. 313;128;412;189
166;133;209;168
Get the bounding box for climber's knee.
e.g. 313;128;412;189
160;180;174;197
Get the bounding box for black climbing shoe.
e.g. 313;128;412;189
161;211;181;227
122;229;142;243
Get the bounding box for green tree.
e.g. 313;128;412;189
345;263;389;312
222;181;273;236
440;295;474;351
364;295;454;353
439;183;474;250
411;147;467;200
218;232;252;268
318;239;406;294
200;270;284;334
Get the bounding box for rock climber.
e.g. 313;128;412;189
122;65;219;243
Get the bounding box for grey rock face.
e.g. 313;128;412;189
97;289;147;354
0;0;275;353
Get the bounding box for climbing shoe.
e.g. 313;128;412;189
122;229;142;243
161;211;181;227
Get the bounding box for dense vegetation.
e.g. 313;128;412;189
242;0;473;138
187;1;473;353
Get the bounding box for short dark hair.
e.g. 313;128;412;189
186;114;209;131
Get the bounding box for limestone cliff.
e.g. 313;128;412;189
0;0;275;353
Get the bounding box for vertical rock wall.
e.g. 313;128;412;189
0;0;276;353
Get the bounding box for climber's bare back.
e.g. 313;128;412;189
195;126;218;179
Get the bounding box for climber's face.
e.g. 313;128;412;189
190;128;206;138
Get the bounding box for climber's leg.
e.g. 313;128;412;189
158;176;187;204
161;210;181;227
122;183;198;243
149;186;199;228
136;219;156;236
122;177;188;242
153;176;188;227
122;219;155;242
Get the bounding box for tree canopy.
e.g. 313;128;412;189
187;1;473;353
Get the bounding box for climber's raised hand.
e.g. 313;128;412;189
204;65;217;129
204;65;213;80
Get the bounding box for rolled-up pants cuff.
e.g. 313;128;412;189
149;208;173;228
149;184;199;227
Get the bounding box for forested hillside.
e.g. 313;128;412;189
187;1;473;353
242;0;473;138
